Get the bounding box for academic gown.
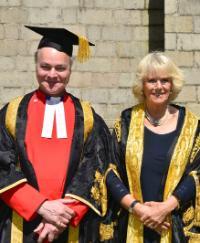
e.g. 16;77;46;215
109;104;200;243
0;90;113;243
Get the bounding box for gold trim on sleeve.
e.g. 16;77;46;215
65;193;101;216
0;179;27;194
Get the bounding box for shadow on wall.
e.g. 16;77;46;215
148;0;164;52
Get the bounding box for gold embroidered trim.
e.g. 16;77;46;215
114;118;121;142
160;109;198;243
65;193;101;216
68;225;79;243
5;96;24;243
190;135;200;163
80;101;94;143
0;179;27;194
5;96;23;138
183;206;195;225
11;211;23;243
99;222;116;241
125;104;144;243
91;171;103;203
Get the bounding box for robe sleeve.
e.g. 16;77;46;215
0;182;46;221
66;201;88;226
65;113;112;216
0;106;47;221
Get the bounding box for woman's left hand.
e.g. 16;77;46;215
141;196;178;229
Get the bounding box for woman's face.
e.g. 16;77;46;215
143;70;172;107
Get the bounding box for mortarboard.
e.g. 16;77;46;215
25;25;94;62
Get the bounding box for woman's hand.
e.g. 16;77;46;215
140;196;178;229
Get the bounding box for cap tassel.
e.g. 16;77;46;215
77;36;91;63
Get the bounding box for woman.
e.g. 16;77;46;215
106;52;200;243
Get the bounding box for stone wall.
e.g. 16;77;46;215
0;0;200;127
165;0;200;116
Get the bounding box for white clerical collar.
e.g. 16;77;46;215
41;96;67;139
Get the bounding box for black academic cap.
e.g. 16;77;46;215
25;25;95;62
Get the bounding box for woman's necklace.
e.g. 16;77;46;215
145;106;169;127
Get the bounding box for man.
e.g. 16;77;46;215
0;26;112;243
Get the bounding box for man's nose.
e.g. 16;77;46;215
48;68;57;78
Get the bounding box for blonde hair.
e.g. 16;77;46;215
132;52;184;102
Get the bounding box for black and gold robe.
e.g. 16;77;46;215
0;91;114;243
110;104;200;243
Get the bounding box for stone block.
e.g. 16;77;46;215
0;25;4;39
4;24;19;39
118;73;135;88
165;0;178;14
165;33;176;50
16;56;35;71
165;16;193;33
124;0;145;9
110;58;132;73
62;9;77;24
0;40;18;56
134;26;149;41
177;34;200;51
176;86;196;102
186;103;200;117
179;0;200;15
81;88;109;103
95;41;116;57
78;9;113;25
0;0;21;6
27;8;62;24
0;8;28;23
69;72;93;88
183;68;200;85
166;51;193;67
142;10;149;26
87;26;101;41
74;57;111;72
102;26;133;41
94;0;122;9
0;57;15;71
113;10;141;26
107;88;134;104
90;73;120;88
23;0;79;7
194;52;200;67
0;87;25;104
194;16;200;33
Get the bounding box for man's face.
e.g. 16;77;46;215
36;47;71;97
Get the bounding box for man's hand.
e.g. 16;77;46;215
37;199;75;228
34;220;64;243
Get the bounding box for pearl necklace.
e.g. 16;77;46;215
145;107;169;127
